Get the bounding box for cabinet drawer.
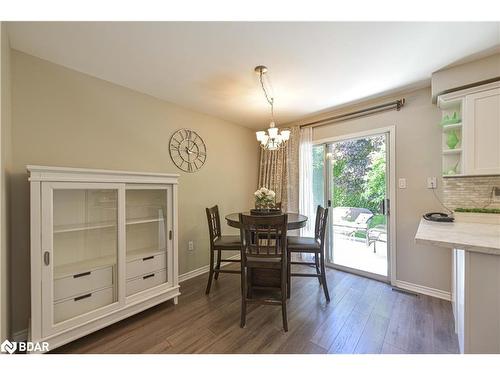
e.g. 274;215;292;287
54;287;114;323
126;269;167;296
54;266;113;301
126;253;166;280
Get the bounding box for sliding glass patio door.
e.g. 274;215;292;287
313;130;392;281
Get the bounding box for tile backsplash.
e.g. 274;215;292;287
442;175;500;210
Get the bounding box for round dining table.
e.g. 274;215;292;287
225;212;308;230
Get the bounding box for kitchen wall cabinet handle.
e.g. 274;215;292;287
74;293;92;302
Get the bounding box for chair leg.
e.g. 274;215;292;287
314;253;321;285
320;251;330;302
214;250;222;280
287;250;291;299
246;267;253;299
205;250;215;295
240;262;247;328
281;260;288;332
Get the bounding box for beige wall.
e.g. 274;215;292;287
1;23;12;341
296;88;451;293
10;50;259;334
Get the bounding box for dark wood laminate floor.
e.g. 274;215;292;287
53;265;459;354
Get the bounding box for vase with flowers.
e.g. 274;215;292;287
253;187;279;214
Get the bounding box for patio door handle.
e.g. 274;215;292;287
382;199;390;216
327;199;331;207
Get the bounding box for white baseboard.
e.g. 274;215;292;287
393;279;451;301
178;254;240;283
12;328;28;342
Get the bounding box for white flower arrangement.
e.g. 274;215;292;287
254;187;276;208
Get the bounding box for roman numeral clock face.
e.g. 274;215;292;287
169;129;207;173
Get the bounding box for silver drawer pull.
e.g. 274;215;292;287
73;271;91;278
74;293;92;302
142;256;154;261
143;273;155;280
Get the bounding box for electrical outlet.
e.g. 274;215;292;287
494;187;500;202
188;241;194;251
398;178;407;189
427;177;437;189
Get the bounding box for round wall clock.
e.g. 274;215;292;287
169;129;207;173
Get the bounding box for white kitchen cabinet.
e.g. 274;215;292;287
29;166;179;352
438;81;500;177
464;87;500;175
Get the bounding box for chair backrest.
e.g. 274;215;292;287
314;205;329;246
206;205;221;245
239;213;288;258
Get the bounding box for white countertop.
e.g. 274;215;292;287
415;218;500;255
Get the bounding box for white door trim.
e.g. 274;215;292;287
315;125;397;285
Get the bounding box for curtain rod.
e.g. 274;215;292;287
299;98;406;129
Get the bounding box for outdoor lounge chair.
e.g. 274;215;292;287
331;207;374;245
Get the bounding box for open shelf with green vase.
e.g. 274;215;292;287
438;97;464;177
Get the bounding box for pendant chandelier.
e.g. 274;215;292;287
254;65;290;150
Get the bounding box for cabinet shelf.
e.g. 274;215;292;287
442;148;462;155
54;216;165;234
54;221;116;234
126;217;164;226
442;123;462;131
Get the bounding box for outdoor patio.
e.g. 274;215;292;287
331;230;388;276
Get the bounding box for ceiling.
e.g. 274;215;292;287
7;22;500;129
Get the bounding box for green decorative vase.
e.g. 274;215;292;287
440;112;461;126
446;161;460;175
446;130;459;149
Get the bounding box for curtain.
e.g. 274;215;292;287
257;126;300;211
286;126;300;212
299;127;314;236
258;145;288;207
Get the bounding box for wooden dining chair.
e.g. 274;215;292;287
287;205;330;302
205;205;241;295
239;213;289;331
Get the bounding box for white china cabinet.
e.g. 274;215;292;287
29;166;179;351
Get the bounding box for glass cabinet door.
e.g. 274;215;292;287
43;184;122;331
125;187;170;297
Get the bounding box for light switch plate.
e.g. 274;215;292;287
398;178;407;189
427;177;437;189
